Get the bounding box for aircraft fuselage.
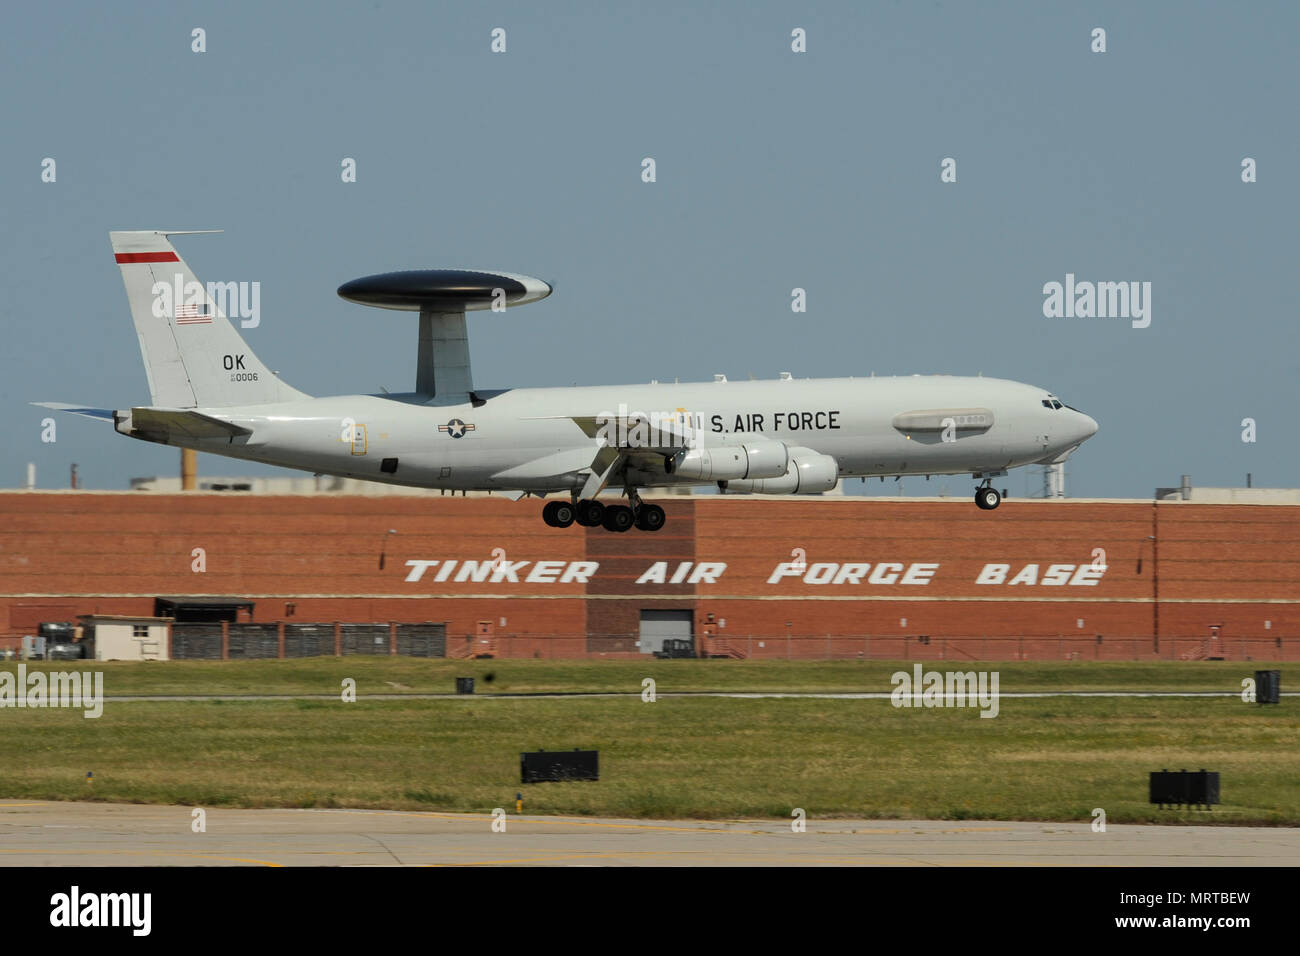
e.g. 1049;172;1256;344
118;374;1098;495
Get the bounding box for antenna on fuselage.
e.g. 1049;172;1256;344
337;269;552;405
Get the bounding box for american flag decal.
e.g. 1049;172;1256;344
175;302;212;325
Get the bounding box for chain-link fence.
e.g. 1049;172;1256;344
169;622;448;660
171;623;222;659
284;624;334;658
227;623;279;659
165;625;1294;661
395;623;446;658
448;633;1298;662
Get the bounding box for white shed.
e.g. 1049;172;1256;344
78;615;172;661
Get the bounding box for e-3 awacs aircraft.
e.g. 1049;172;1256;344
37;230;1098;532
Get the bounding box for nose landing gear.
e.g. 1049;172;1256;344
975;482;1002;510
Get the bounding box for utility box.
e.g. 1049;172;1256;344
1255;670;1281;705
1150;769;1220;809
521;749;599;783
455;676;475;695
656;638;696;659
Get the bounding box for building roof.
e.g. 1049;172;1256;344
155;596;255;607
77;615;174;624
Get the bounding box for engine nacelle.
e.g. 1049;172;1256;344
665;438;788;481
717;446;839;494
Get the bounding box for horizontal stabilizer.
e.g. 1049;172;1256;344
31;402;115;422
123;407;252;444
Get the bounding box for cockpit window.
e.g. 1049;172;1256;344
1042;399;1052;408
1051;400;1062;409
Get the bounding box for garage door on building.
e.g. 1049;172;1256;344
639;609;693;655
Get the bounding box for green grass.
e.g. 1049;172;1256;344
0;660;1295;824
0;657;1275;697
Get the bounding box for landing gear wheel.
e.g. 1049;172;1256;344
576;499;605;527
543;500;575;528
634;503;666;531
552;500;576;527
975;486;1001;510
602;504;635;532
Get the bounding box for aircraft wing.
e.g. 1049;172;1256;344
534;414;697;453
491;438;653;500
490;445;626;499
491;447;597;482
512;414;730;498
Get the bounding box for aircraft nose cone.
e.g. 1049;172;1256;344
1077;412;1099;441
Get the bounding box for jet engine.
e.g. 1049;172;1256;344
664;437;789;481
717;446;839;494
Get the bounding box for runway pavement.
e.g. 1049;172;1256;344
2;801;1296;866
94;691;1300;701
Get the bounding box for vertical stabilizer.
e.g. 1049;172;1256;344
110;230;307;408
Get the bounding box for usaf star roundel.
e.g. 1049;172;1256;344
439;418;476;438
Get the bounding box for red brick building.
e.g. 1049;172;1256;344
2;492;1296;661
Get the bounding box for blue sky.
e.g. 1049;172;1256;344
2;1;1295;497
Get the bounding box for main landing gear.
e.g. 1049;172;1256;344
541;495;665;532
974;480;1002;511
541;499;577;527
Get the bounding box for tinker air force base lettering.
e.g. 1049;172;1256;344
402;559;1108;586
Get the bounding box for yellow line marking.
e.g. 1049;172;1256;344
295;808;757;834
0;848;282;866
431;851;693;866
186;855;283;867
341;856;1245;868
240;808;1025;836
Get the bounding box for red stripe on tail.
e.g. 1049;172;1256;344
114;252;179;263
